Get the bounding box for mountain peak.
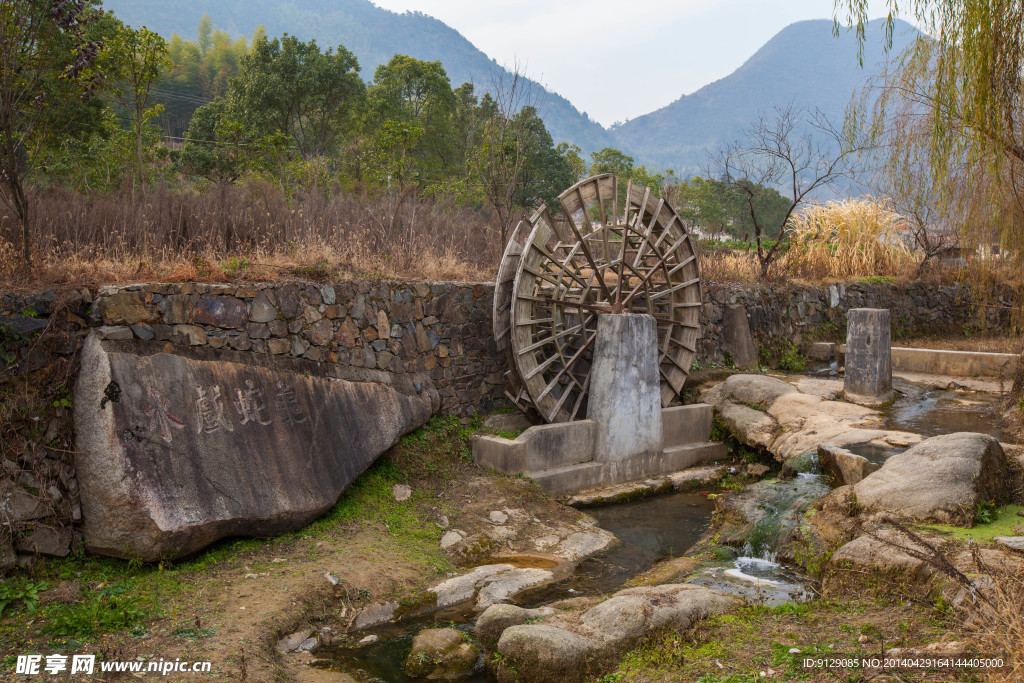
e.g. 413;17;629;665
609;17;921;173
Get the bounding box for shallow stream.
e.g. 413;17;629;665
316;492;716;681
882;388;1011;442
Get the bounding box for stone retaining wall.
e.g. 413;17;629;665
698;280;1019;366
0;277;1017;567
86;280;505;417
0;280;505;567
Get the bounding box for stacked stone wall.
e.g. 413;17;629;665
84;280;505;417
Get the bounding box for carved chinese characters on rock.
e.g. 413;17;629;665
130;376;308;445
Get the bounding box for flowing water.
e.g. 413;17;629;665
316;492;716;681
517;491;716;602
314;381;1015;679
882;389;1011;442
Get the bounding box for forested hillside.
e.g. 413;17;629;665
101;0;613;152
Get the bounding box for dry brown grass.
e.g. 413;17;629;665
781;197;918;280
697;247;760;282
964;562;1024;681
0;183;501;290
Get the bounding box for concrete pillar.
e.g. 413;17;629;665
588;313;663;462
845;308;892;400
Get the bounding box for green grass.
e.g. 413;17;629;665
917;504;1024;542
607;596;953;682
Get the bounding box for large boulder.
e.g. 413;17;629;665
489;584;739;683
495;625;600;683
73;335;436;559
579;584;738;641
853;432;1011;526
825;529;942;598
405;628;480;680
475;604;554;651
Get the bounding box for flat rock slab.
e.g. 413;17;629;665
490;583;740;683
74;335;434;560
704;374;922;462
994;536;1024;552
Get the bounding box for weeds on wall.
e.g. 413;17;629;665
757;338;807;374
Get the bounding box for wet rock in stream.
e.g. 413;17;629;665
405;628;481;680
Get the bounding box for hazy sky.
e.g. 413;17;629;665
372;0;891;126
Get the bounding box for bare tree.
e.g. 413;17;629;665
474;61;545;246
707;104;868;278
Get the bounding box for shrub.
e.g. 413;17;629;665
781;197;915;280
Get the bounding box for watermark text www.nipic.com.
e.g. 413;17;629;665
15;655;213;676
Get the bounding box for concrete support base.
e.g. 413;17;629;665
844;308;893;404
473;404;726;495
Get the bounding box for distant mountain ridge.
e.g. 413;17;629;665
609;18;920;174
100;0;614;152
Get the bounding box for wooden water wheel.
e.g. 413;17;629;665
493;174;703;423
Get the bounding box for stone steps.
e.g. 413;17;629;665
525;442;727;494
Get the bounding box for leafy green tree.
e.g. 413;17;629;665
470;69;553;244
511;106;573;210
588;148;669;206
0;0;105;264
179;99;242;183
367;55;457;178
673;176;732;235
229;34;364;159
589;147;635;178
196;13;213;56
671;176;789;240
556;143;586;183
160;19;252;136
102;24;172;188
366;120;425;189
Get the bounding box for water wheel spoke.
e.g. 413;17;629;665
570;372;592;420
621;235;694;307
647;277;701;302
536;332;597;402
519;316;594;354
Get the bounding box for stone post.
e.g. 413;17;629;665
844;308;892;401
588;313;663;462
723;304;758;369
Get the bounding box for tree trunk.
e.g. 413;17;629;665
12;174;31;267
135;116;144;190
1013;335;1024;398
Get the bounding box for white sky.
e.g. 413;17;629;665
371;0;891;126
